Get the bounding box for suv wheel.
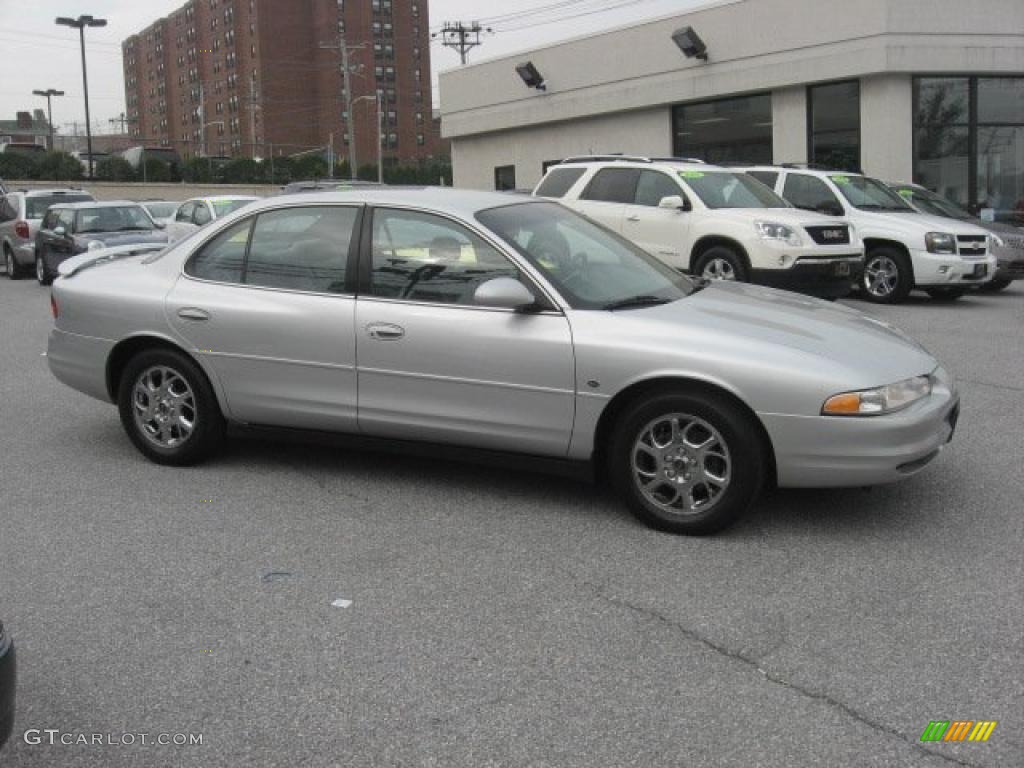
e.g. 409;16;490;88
609;390;765;535
4;247;23;280
925;287;967;302
695;246;748;283
35;253;52;286
861;247;912;304
117;348;226;466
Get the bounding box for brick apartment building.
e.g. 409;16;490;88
122;0;447;167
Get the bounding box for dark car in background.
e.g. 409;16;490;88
0;620;15;751
34;201;168;285
1;188;95;279
888;182;1024;292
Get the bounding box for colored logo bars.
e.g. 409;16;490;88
921;720;997;743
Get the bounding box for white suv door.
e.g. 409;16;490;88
620;169;692;268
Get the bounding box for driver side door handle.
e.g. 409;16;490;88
366;322;405;341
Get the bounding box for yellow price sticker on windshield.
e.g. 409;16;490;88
831;175;851;184
679;171;705;179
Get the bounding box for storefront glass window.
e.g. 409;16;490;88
808;81;860;172
672;94;772;164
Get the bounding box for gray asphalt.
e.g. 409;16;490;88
1;274;1021;767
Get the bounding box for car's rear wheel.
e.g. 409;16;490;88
925;287;968;302
979;276;1013;293
4;247;24;280
117;348;225;466
861;246;912;304
609;390;766;535
694;246;748;283
35;253;52;286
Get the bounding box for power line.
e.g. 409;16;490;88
433;22;490;65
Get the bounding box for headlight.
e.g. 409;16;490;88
822;375;932;416
87;240;105;252
990;233;1005;249
925;232;957;254
755;220;802;247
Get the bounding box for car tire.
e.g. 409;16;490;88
925;287;968;302
861;246;912;304
35;253;52;286
694;246;748;283
979;277;1013;293
4;247;23;280
117;348;226;466
608;390;766;535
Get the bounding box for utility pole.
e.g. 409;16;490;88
32;89;64;151
320;34;363;180
108;112;131;133
249;75;259;160
435;22;490;65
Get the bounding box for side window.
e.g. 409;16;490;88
193;204;212;226
0;196;14;222
57;209;76;232
41;209;59;230
635;171;683;207
186;218;252;283
580;168;640;204
369;208;519;306
245;206;356;293
535;167;586;199
176;202;195;222
746;170;779;189
782;174;843;214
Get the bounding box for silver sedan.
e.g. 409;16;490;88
46;189;960;534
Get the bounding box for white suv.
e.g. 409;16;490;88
741;166;997;303
534;157;864;299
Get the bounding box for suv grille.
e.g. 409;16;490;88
805;225;850;245
957;235;987;258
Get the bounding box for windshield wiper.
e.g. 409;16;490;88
603;295;672;311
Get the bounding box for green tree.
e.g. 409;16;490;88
219;157;262;184
291;154;328;180
35;151;84;181
0;152;38;180
180;156;213;183
95;155;135;182
140;159;172;182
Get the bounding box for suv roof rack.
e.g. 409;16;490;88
559;154;654;165
648;157;706;164
780;162;861;173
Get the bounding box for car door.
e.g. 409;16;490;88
355;206;576;456
165;204;362;431
572;167;640;233
50;208;77;260
619;169;692;268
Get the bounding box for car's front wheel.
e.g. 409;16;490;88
861;247;912;304
609;390;766;535
35;253;52;286
117;348;225;466
694;246;748;283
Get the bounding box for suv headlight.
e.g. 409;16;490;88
755;220;802;247
925;232;957;254
822;375;932;416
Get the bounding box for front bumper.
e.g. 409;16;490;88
761;374;959;488
47;328;117;404
751;255;863;298
0;631;15;750
993;247;1024;282
911;249;996;287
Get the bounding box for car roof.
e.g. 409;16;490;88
23;188;91;196
48;200;144;210
239;186;546;218
191;195;260;203
555;159;711;172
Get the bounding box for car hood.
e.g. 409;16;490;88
76;231;168;247
641;281;936;383
850;209;991;237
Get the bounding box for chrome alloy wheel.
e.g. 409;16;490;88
701;257;736;281
864;255;899;298
132;366;197;448
631;413;732;515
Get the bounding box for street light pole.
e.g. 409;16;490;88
32;89;65;151
56;14;107;179
319;36;364;180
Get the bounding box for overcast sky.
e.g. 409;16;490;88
0;0;700;135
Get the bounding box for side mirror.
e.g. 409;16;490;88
658;195;687;211
473;277;538;311
53;226;66;237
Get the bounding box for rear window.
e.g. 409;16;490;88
746;170;779;189
535;167;586;199
212;199;254;217
580;168;640;204
26;194;93;219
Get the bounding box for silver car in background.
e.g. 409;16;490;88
166;195;259;242
139;200;182;230
46;189;959;534
1;188;95;279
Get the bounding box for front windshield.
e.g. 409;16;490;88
476;201;699;310
143;202;179;218
212;199;255;217
831;175;913;212
893;187;971;220
677;171;789;209
76;206;154;233
26;194;92;219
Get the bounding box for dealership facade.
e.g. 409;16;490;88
439;0;1024;220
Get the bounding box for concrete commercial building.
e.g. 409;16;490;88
122;0;445;165
0;111;51;147
440;0;1024;219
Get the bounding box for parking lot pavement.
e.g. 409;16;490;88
0;275;1021;767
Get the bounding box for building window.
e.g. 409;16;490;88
494;165;516;191
808;80;860;172
671;93;772;164
914;76;1024;223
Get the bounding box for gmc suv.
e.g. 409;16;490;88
534;156;863;298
